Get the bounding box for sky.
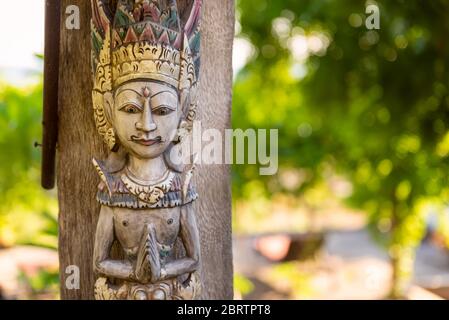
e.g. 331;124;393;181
0;0;249;85
0;0;45;84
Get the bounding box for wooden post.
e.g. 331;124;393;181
42;0;61;190
57;0;234;299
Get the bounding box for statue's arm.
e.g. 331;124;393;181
93;205;135;280
160;203;200;280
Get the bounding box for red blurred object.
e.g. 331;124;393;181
254;233;324;262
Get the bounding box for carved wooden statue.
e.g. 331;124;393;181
90;0;203;300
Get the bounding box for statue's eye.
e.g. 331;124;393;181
121;105;140;114
153;106;174;116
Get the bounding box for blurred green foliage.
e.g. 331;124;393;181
0;80;58;249
18;268;59;300
268;262;315;299
234;0;449;297
234;273;255;298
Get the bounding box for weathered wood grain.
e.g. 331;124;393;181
57;0;234;299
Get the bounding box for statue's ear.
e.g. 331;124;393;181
179;83;198;123
179;88;190;117
103;91;114;124
100;91;119;151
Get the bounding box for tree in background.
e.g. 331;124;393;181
234;0;449;297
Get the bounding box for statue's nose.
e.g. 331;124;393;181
136;99;157;132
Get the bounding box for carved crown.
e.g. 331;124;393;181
91;0;202;150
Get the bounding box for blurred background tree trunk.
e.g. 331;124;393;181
57;0;234;300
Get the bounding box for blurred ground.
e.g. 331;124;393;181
0;246;58;299
234;211;449;300
1;214;448;300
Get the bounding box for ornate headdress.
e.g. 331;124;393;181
91;0;202;150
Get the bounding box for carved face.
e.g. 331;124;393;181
111;81;180;159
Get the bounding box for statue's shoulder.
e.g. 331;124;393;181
93;158;128;195
92;158;198;209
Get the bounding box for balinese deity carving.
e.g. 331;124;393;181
90;0;202;300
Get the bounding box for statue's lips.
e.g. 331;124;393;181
131;137;162;146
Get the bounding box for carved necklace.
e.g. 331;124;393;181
121;167;175;205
